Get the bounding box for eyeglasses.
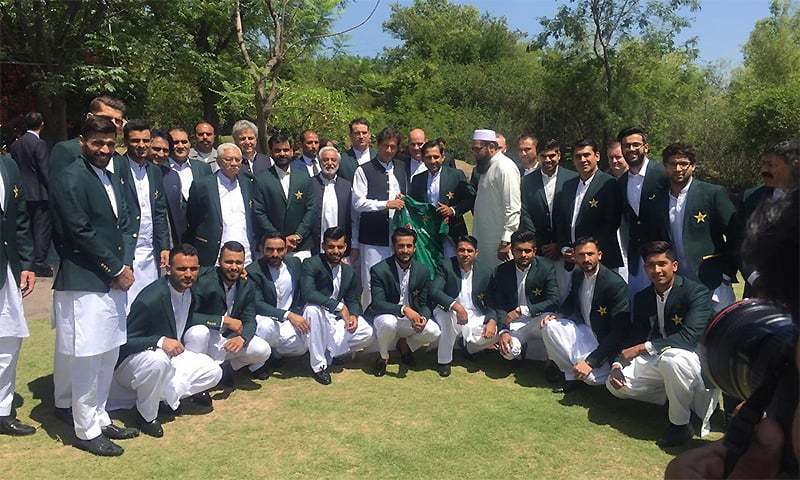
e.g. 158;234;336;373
150;147;169;153
93;114;125;127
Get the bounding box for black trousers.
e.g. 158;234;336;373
28;200;52;268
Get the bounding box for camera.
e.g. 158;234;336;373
702;298;798;476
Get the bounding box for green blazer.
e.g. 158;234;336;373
559;265;630;367
488;258;559;329
118;277;192;364
49;138;125;177
557;170;624;268
656;179;738;290
252;165;318;252
300;254;363;316
408;166;475;240
520;166;578;247
245;256;305;320
628;275;712;354
113;155;170;256
366;256;432;321
50;156;135;292
188;266;257;344
0;155;33;289
183;173;256;266
338;148;366;182
429;256;495;322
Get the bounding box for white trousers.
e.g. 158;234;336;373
606;348;718;434
433;308;496;364
183;325;271;372
359;244;393;307
304;305;374;373
374;313;441;360
108;349;222;421
0;337;22;416
126;250;159;314
255;315;310;362
54;348;119;440
500;315;547;361
541;318;610;385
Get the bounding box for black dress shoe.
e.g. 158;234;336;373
54;407;73;424
191;391;213;408
0;416;36;436
657;423;694;448
437;363;451;378
75;435;124;457
220;362;235;388
374;358;388;377
158;401;181;416
544;360;564;384
558;380;585;393
312;369;332;385
136;414;164;438
250;364;270;380
101;423;140;440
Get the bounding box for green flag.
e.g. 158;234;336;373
391;196;449;280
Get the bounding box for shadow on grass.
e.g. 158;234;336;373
27;374;75;444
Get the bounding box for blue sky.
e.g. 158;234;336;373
330;0;772;66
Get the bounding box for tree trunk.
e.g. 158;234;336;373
255;78;271;153
199;82;220;130
37;88;67;143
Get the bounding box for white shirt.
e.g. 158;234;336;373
523;166;536;176
579;268;599;329
353;148;371;165
0;167;5;211
515;264;531;317
170;157;194;200
26;130;39;138
128;157;153;250
626;157;650;216
409;158;427;178
302;155;320;177
320;175;339;250
669;177;694;279
170;283;192;339
395;261;411;307
90;163;119;218
645;283;674;355
457;267;477;312
269;262;294;317
217;172;251;264
327;261;346;313
426;169;441;204
542;167;558;220
571;170;597;242
473;151;521;272
275;165;291;199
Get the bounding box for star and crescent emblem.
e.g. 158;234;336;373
588;198;599;208
672;314;684;326
153;189;160;199
694;211;707;223
12;185;20;198
477;293;486;301
445;191;454;200
597;306;607;316
532;288;542;296
294;191;303;200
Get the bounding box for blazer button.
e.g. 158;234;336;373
133;233;138;238
118;246;122;251
136;215;140;220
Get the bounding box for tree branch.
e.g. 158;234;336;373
234;0;259;76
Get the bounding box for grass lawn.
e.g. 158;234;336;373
1;315;724;479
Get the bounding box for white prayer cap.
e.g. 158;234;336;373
472;129;497;142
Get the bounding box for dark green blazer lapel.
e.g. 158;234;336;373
158;279;178;339
576;173;604;225
0;157;10;212
209;175;223;227
269;166;289;206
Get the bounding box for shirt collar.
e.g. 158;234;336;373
584;267;599;282
353;147;367;158
216;170;238;188
580;170;598;186
630;156;650;178
395;260;411;273
90;163;110;178
275;164;290;179
515;263;531;275
656;282;674;302
302;155;317;165
170;157;190;170
168;281;190;301
26;130;39;138
128;155;148;171
321;174;337;185
542;166;558;180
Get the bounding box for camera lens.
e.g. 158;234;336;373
702;299;797;400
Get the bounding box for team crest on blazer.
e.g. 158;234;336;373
532;288;542;297
153;189;160;199
693;211;707;223
671;314;684;326
588;198;599;208
648;193;656;200
294;191;303;200
446;191;454;200
12;184;20;198
597;306;607;316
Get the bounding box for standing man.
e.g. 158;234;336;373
301;227;374;385
657;143;737;312
430;236;496;377
147;130;171;166
107;244;222;437
471;129;521;273
114;120;170;311
404;128;428;179
188;121;217;167
368;228;441;377
183;242;271;387
309;146;352;255
496;133;508;154
351;127;408;305
540;237;629;392
557;139;624;275
338;118;372;182
408;139;475;259
9;111;52;276
50;117;139;456
517;133;539;176
0;152;36;436
232;120;270;179
606;139;630;282
617;127;669;297
49;95;126;176
606;241;716;447
293;129;321;177
252;132;317;261
165;127;213;245
184;143;257;266
488;231;559;363
247;233;310;376
520;139;578;301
